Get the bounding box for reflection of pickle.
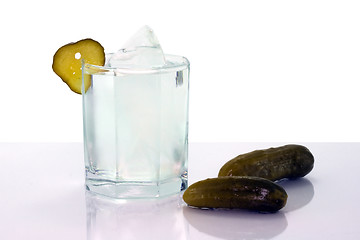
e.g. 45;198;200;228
183;207;288;240
278;178;315;212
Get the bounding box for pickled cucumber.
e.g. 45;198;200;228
183;176;287;212
218;144;314;181
52;38;105;94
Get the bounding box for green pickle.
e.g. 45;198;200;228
218;144;314;181
183;176;288;212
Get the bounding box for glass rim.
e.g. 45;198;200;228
83;54;189;74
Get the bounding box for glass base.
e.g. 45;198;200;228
85;174;188;199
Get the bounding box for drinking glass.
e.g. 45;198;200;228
82;54;189;198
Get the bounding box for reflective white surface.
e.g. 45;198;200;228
0;142;359;239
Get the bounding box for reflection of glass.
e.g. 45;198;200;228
278;178;315;212
82;55;190;198
184;207;287;240
85;190;189;240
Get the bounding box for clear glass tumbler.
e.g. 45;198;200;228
82;54;189;198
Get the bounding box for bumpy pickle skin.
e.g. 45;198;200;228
183;176;287;212
218;144;314;181
52;38;105;94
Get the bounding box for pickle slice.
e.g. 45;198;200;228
52;38;105;94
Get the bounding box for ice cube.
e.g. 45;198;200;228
106;26;166;68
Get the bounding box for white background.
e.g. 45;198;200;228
1;0;359;142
